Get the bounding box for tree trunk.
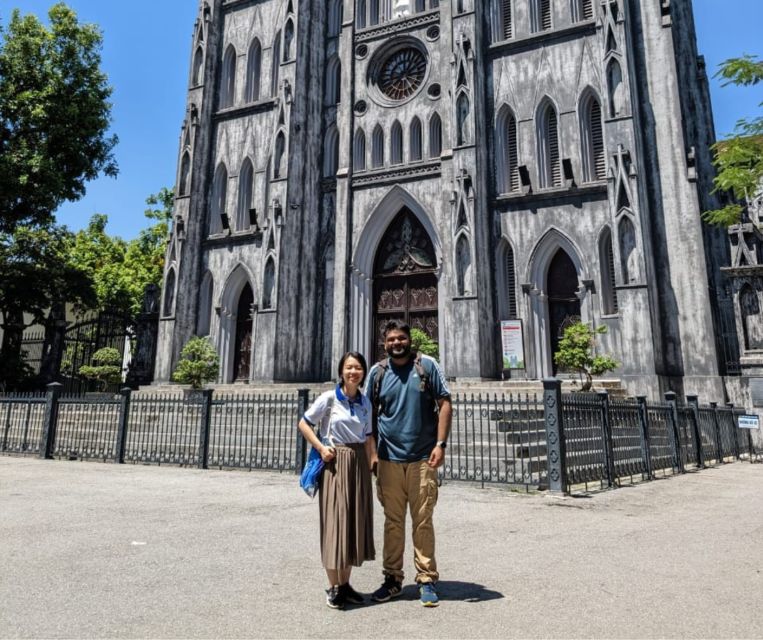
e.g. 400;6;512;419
0;307;26;390
581;369;593;392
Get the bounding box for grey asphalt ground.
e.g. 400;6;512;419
1;457;762;640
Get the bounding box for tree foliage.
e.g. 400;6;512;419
0;3;118;234
703;54;763;227
172;337;219;389
553;322;619;392
410;328;440;360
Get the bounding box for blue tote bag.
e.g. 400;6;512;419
299;395;334;498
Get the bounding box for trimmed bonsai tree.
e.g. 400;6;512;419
553;322;619;392
78;347;122;391
410;328;440;360
171;336;219;389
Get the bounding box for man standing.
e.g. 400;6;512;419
365;320;452;607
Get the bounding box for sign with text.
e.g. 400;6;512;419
500;320;525;370
738;414;760;430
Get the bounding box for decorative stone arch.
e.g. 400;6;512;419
350;186;442;358
496;236;518;320
598;225;618;315
197;271;214;336
245;38;262;103
454;230;473;296
162;266;177;318
192;46;204;86
219;44;237;109
526;228;589;377
218;264;257;383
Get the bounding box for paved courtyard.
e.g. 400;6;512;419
1;456;762;639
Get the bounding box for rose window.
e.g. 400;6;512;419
378;48;427;101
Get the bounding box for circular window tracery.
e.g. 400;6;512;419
378;48;427;101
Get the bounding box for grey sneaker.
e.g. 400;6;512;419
372;575;403;602
326;585;345;609
419;582;439;607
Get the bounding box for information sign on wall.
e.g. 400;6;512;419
738;414;760;430
500;320;525;370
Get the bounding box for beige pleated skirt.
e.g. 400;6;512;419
319;442;376;570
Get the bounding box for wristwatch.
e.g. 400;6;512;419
436;440;447;449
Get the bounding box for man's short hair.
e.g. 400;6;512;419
383;320;411;338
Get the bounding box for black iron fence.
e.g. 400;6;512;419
0;381;757;494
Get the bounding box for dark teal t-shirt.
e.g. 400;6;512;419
365;354;450;462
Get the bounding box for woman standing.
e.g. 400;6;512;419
298;352;377;608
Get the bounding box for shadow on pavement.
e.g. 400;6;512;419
387;581;504;603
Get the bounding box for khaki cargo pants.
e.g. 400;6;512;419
376;459;439;584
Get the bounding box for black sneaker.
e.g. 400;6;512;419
340;583;365;605
326;585;345;609
372;575;403;602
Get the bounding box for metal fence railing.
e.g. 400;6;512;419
1;382;758;495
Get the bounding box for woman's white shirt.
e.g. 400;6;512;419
303;386;372;445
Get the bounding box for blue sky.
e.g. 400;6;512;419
5;0;762;240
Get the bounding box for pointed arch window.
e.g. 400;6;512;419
323;125;339;177
599;227;619;315
245;39;261;103
429;113;442;158
192;46;204;86
740;285;763;350
262;258;276;310
274;131;286;179
537;101;561;188
209;163;228;235
581;92;605;181
283;19;294;62
237;159;254;231
496;240;517;318
179;151;191;197
354;129;366;170
370;0;379;25
571;0;593;22
271;31;281;97
372;125;384;167
325;56;341;105
531;0;552;32
219;45;237;109
328;0;343;36
456;93;470;146
409;117;422;161
163;268;176;318
390;120;403;165
491;0;513;41
496;106;519;193
197;272;214;335
357;0;367;28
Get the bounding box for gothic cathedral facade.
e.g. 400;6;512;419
154;0;734;399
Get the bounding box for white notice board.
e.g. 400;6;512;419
738;414;760;430
500;320;525;370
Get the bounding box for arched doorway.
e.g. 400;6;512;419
547;249;581;373
233;283;254;381
373;209;438;360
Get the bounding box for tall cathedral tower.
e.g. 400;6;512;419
154;0;734;400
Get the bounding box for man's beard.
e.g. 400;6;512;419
386;344;412;359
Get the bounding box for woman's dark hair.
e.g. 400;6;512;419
338;351;368;386
383;319;411;338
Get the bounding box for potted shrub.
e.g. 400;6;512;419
553;322;619;392
410;328;440;360
78;347;123;393
172;336;219;396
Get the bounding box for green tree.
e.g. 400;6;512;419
703;54;763;226
78;346;122;391
553;322;619;392
0;4;118;234
172;337;219;389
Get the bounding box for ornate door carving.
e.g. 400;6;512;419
373;210;438;360
233;284;254;381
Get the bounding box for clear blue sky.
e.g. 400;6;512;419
5;0;762;240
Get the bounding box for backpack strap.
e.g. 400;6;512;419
413;351;437;415
371;358;389;440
